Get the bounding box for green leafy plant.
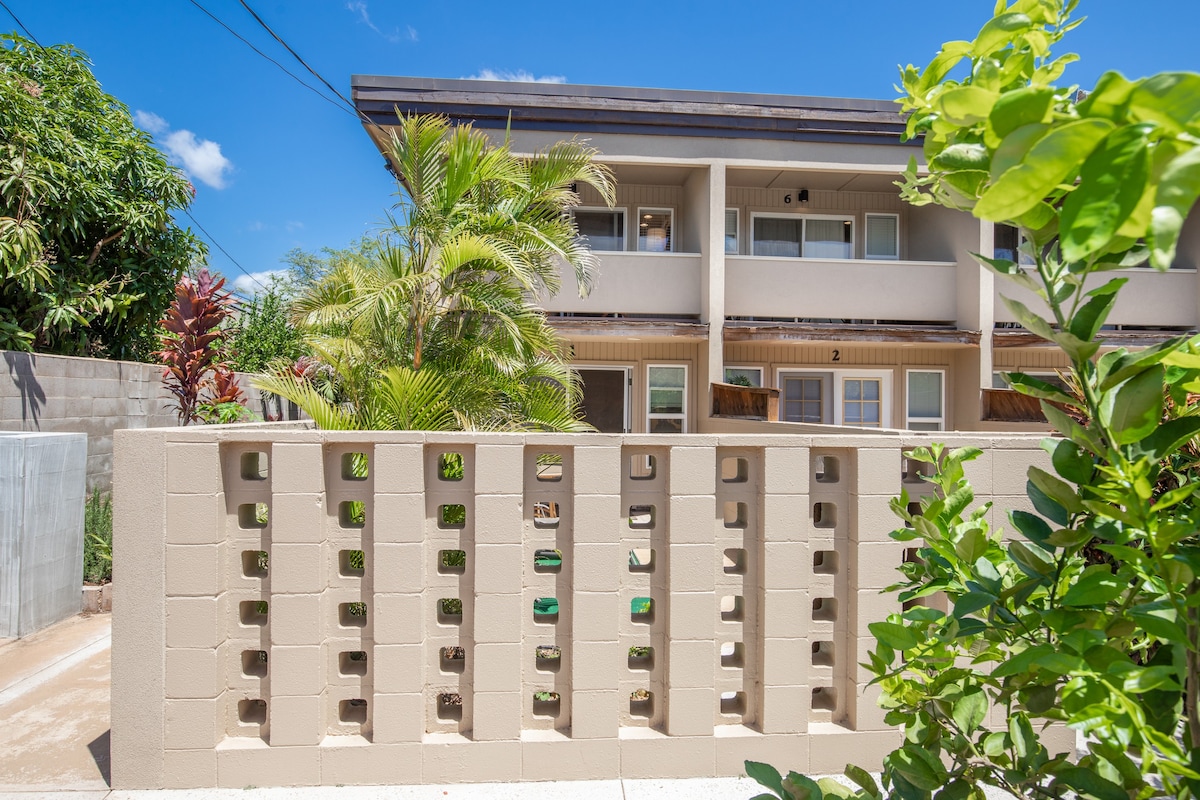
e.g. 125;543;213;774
0;34;204;357
82;491;112;584
749;1;1200;798
226;283;306;373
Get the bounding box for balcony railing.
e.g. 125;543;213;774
112;426;1056;789
994;268;1198;328
724;256;958;322
540;252;702;317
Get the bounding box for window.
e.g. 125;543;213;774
752;214;853;259
575;207;625;251
842;378;882;428
780;370;892;427
865;213;899;260
725;209;739;255
637;208;673;252
994;224;1034;265
906;370;944;431
724;366;762;387
647;365;686;433
782;375;824;423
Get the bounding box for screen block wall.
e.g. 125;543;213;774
112;427;1047;789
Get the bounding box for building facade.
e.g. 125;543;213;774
351;77;1200;434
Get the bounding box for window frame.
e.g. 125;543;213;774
724;208;739;255
573;206;627;252
646;363;688;433
905;369;946;431
749;212;856;260
776;368;892;427
723;365;763;387
636;206;675;253
864;212;900;261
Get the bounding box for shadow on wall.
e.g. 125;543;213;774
4;351;45;428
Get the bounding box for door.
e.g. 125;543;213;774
577;368;630;433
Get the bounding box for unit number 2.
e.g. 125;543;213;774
831;350;841;362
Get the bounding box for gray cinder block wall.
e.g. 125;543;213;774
1;350;284;492
0;432;87;637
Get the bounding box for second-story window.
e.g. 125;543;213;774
575;207;626;251
752;214;853;259
637;208;673;252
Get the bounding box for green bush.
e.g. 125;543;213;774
82;491;112;584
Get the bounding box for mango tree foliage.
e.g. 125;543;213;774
0;34;204;356
749;1;1200;798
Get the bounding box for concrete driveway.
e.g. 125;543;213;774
0;612;112;797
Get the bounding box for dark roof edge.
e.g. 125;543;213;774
350;75;900;115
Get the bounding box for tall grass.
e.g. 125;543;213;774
83;491;112;584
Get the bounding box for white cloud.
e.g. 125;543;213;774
134;110;233;190
285;220;304;232
465;69;566;84
347;1;416;43
163;130;233;190
232;269;289;297
246;220;266;232
134;110;169;135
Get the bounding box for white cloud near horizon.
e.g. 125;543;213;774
347;1;417;42
465;69;566;84
232;269;289;297
134;109;233;190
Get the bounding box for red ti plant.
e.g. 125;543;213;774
155;268;244;424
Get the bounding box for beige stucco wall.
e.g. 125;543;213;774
112;424;1051;789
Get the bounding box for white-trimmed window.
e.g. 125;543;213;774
906;370;945;431
779;369;891;427
647;365;687;433
724;209;739;255
865;213;900;260
724;366;762;387
637;208;673;252
574;207;626;251
751;214;854;259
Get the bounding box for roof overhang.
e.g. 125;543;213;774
992;329;1194;348
351;76;913;148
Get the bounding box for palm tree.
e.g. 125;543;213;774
255;114;615;432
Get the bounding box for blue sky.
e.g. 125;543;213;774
8;0;1199;294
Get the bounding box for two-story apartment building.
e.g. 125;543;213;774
351;77;1200;433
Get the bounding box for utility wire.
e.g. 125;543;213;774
0;0;43;47
182;208;270;295
184;0;354;119
235;0;383;131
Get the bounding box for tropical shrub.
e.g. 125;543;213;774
748;1;1200;798
156;268;247;424
256;114;616;432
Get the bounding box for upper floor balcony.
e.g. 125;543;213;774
993;267;1199;331
539;251;702;317
724;255;957;323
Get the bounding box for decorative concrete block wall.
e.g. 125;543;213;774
0;431;87;637
111;426;1048;789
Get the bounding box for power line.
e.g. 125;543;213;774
0;0;43;47
181;208;270;295
234;0;382;131
184;0;354;119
